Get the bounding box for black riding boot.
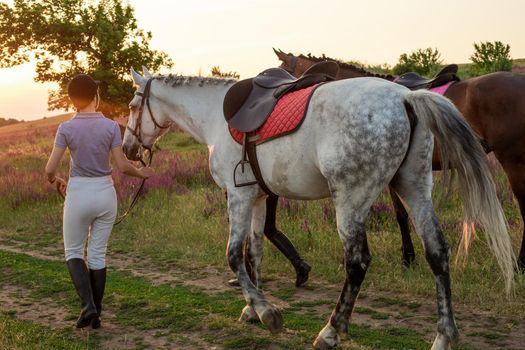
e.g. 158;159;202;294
66;259;98;328
265;229;311;287
227;230;311;287
89;267;106;329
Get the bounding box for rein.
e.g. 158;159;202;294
113;148;152;225
115;77;170;224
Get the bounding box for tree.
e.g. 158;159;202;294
470;41;512;75
393;48;443;76
210;66;240;79
0;0;173;118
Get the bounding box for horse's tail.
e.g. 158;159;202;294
404;90;516;293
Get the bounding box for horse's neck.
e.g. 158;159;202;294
162;83;232;146
338;69;367;79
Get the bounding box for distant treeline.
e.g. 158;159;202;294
352;41;518;79
0;117;23;128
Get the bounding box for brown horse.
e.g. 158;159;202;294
274;48;525;269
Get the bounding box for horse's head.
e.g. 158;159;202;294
123;66;171;161
273;48;310;78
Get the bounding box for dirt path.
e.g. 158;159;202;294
1;239;524;349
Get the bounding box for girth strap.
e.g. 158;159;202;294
244;132;276;196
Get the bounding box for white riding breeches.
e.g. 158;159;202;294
63;176;117;270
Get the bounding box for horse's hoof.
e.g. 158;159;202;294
313;324;340;349
313;338;333;350
517;257;525;273
402;253;416;268
431;333;452;350
258;305;283;334
239;305;260;323
295;260;311;287
227;278;240;287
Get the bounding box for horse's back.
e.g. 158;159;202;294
255;78;412;200
459;72;525;154
312;78;412;183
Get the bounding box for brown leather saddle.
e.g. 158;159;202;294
395;64;460;90
223;61;339;194
224;61;339;132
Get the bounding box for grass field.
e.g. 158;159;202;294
0;117;524;349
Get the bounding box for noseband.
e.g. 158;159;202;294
127;78;171;151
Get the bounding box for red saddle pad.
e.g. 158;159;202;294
229;84;322;145
430;81;455;95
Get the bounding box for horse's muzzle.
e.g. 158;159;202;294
123;143;141;161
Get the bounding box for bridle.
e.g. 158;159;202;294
127;78;171;151
113;78;171;225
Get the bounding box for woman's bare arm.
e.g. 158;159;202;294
110;146;154;179
45;146;67;183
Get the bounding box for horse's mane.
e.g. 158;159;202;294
154;74;237;87
295;52;395;80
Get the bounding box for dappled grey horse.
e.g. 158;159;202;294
123;67;515;350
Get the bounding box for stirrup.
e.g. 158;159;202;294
234;133;258;188
233;159;258;187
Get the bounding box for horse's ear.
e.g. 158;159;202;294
273;48;288;63
131;67;145;87
142;66;153;79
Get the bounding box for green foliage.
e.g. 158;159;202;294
0;0;173;118
470;41;512;75
393;47;442;76
340;58;393;76
210;66;240;79
0;313;99;350
365;62;393;75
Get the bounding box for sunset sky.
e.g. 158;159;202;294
1;0;524;121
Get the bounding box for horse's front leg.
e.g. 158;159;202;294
247;196;266;289
240;196;266;323
227;190;283;333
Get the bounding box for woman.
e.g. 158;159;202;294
45;74;154;329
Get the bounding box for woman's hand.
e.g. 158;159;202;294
55;177;67;196
45;145;66;183
139;167;155;179
111;147;155;179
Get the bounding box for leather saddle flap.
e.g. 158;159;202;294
226;82;279;132
223;78;253;122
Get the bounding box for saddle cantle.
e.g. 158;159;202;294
223;61;339;195
224;61;339;132
395;64;460;90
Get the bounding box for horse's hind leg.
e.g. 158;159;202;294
265;195;311;286
389;185;416;266
393;184;457;348
313;192;375;349
391;134;458;349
